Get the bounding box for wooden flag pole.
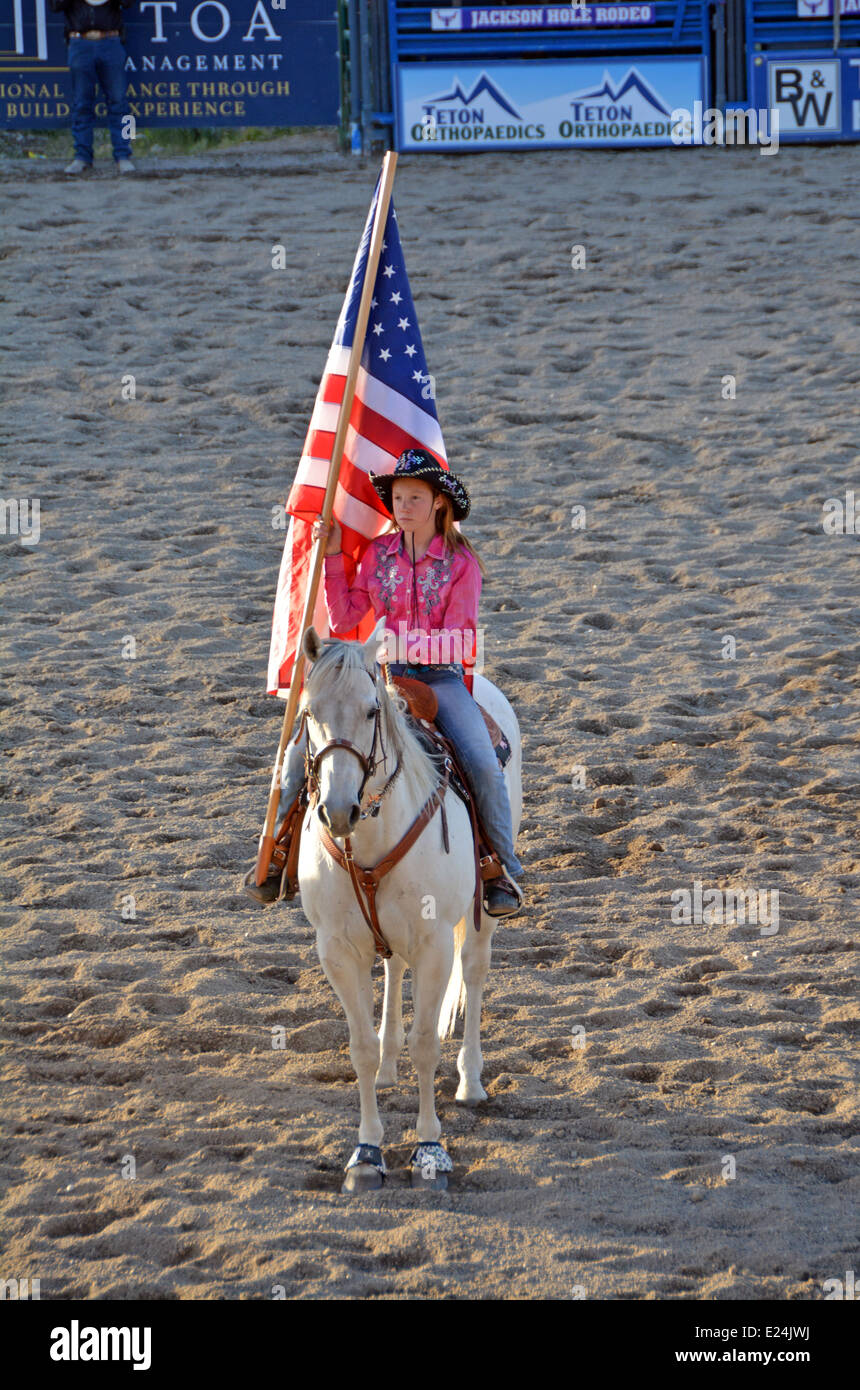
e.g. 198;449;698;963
254;149;399;887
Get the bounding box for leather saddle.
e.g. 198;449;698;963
392;675;511;769
267;675;510;911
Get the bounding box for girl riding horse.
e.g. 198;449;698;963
252;448;525;916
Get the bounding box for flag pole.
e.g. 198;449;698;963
253;149;399;888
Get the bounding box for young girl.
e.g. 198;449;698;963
264;448;524;916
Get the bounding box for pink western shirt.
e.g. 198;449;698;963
323;529;481;666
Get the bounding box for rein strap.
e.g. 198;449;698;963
319;764;450;959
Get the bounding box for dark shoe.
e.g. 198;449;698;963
239;860;282;906
483;875;524;918
240;792;307;906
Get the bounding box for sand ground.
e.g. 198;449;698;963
0;133;857;1300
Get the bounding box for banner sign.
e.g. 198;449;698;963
0;0;340;129
796;0;860;14
752;50;860;140
397;57;705;150
429;5;656;29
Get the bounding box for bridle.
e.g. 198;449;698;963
296;674;401;819
294;668;450;958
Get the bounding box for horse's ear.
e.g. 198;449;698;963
303;626;322;663
362;617;389;672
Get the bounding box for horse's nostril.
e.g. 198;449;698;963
348;803;360;828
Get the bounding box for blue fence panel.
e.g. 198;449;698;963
392;1;709;58
744;0;860;49
0;0;341;130
744;0;860;139
388;0;711;148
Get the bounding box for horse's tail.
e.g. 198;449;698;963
438;914;467;1041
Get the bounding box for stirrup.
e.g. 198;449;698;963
239;861;282;905
483;871;524;916
500;871;524;905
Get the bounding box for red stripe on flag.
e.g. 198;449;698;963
287;452;391;522
349;393;447;470
320;371;448;472
297;440;386;515
272;516;378;693
321;373;345;404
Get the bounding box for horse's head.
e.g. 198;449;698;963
301;620;388;837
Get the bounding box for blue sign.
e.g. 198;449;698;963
0;0;340;129
429;5;656;29
751;49;860;141
397;56;706;150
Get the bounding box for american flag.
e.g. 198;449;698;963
267;172;449;696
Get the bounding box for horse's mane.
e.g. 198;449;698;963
304;640;440;807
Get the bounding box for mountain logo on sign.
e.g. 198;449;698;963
797;0;859;13
431;7;464;27
421;73;522;122
570;68;673;122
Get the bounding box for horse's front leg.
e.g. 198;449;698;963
377;952;406;1087
456;918;495;1103
317;938;385;1190
410;929;454;1142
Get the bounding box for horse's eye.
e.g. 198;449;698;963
367;708;376;720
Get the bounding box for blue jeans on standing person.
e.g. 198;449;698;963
68;37;132;165
278;661;523;883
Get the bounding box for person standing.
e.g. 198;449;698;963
50;0;137;174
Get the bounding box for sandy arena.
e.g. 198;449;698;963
1;134;857;1299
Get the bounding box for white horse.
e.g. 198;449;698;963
295;621;522;1192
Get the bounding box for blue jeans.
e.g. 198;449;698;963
68;37;132;164
279;663;523;881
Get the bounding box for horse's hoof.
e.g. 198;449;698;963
455;1086;487;1105
409;1141;453;1191
342;1144;386;1194
342;1164;384;1194
411;1167;448;1191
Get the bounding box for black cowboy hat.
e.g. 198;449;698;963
369;448;471;522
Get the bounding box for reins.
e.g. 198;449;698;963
300;672;450;958
318;764;450;959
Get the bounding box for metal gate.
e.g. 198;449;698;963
341;0;392;152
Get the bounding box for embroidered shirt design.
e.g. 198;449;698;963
323;531;480;655
371;545;406;616
416;554;453;624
